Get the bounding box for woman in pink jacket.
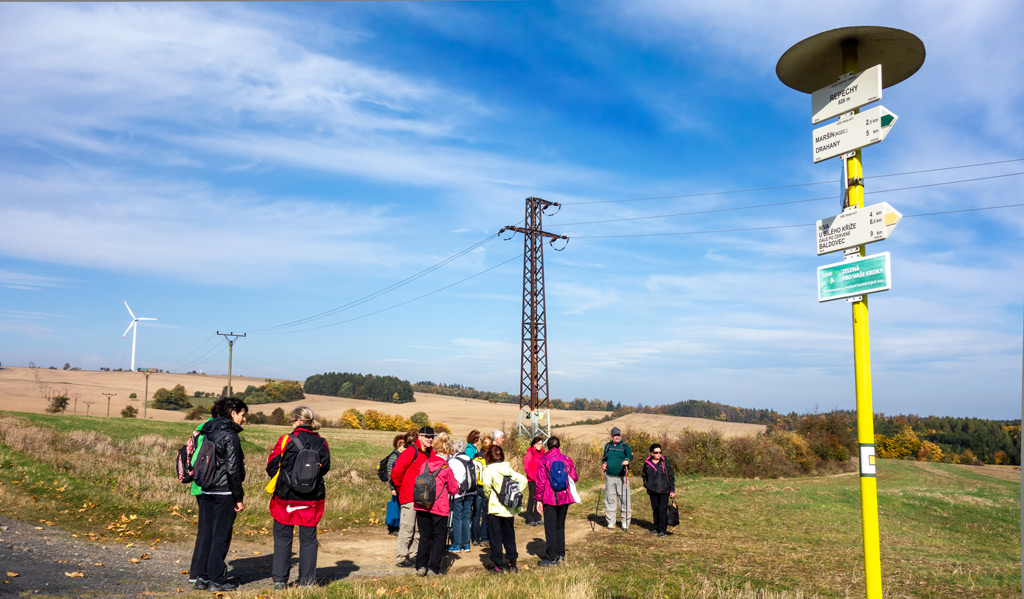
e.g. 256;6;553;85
523;436;546;526
533;436;578;566
413;447;460;576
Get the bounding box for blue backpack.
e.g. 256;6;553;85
548;458;569;492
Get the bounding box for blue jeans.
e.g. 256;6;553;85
472;492;489;543
450;495;471;547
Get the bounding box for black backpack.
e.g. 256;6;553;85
174;430;201;484
413;461;444;509
377;449;398;483
497;474;523;509
285;434;325;494
191;435;219;489
450;452;477;495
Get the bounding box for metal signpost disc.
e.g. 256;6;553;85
776;26;925;93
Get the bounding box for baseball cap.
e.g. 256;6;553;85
419;425;436;438
610;427;621;436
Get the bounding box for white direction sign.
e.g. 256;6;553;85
812;65;883;124
812;105;898;163
816;202;903;255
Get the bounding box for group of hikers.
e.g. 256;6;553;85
180;398;676;591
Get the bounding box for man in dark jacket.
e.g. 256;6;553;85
389;426;435;568
602;427;632;530
192;397;248;592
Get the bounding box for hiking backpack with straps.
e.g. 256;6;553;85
377;449;399;483
413;460;444;509
174;430;202;484
450;452;477;495
190;434;220;489
284;434;325;494
497;474;523;509
547;457;569;492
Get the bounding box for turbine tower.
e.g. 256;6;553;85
121;300;158;372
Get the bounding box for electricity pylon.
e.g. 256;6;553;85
499;197;568;440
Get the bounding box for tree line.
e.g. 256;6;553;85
411;381;616;411
304;372;414;403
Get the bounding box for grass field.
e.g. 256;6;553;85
0;411;1019;599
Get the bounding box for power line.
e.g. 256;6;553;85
571;203;1024;239
561;158;1024;205
262;253;523;334
554;172;1024;227
249;232;504;333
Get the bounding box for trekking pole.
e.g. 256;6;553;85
591;472;604;531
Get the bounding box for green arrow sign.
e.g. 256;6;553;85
818;252;892;302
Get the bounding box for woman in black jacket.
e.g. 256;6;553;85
266;406;331;589
641;443;675;537
192;396;248;591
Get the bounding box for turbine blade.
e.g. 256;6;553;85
121;320;136;339
123;299;136;319
137;317;159;321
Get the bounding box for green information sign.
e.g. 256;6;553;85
818;252;891;302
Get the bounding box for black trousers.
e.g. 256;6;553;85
542;503;569;560
525;480;541;523
486;515;517;567
649;492;670;534
193;494;237;584
415;512;448;574
273;520;318;585
188;495;205;579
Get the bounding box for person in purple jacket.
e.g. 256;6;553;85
533;436;579;566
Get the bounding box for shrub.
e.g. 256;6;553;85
410;412;430;427
120;405;138;419
268;407;287;426
247;411;267;425
432;422;452;435
152;384;192;410
339;408;363;429
185;405;209;421
916;440;943;462
45;394;71;414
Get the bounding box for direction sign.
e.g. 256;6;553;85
811;65;882;124
818;252;891;302
816;202;903;255
812;105;898;163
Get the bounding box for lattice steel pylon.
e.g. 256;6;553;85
499;197;568;440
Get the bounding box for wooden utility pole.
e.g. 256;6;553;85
102;392;117;417
216;332;246;397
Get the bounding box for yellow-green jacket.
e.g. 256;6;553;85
481;461;528;517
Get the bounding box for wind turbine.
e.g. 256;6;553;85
121;300;158;372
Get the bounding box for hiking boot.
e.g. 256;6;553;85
273;582;287;590
188;578;197;585
210;582;238;592
658;531;668;537
507;561;518;573
488;565;502;575
425;570;439;577
555;555;565;565
193;579;210;590
538;559;557;567
416;568;427;577
396;557;415;568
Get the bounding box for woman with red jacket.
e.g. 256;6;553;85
266;407;331;589
413;437;459;576
523;436;546;526
389;426;436;568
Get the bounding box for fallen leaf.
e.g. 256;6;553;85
377;588;387;596
251;550;261;555
65;572;85;578
176;589;183;593
139;554;149;560
129;558;140;564
5;572;17;578
93;563;103;567
179;570;188;575
125;543;135;548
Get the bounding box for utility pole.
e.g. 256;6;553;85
217;331;246;397
83;401;95;416
138;368;153;419
500;197;568;440
102;392;116;417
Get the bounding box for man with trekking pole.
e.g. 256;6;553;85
601;427;632;531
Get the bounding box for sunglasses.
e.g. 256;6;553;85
652;451;662;454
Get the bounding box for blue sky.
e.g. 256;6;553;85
1;2;1021;420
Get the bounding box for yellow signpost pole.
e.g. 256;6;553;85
778;26;925;599
842;40;883;598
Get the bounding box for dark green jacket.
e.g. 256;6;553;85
602;441;632;477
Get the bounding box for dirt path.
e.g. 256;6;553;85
0;501;620;597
